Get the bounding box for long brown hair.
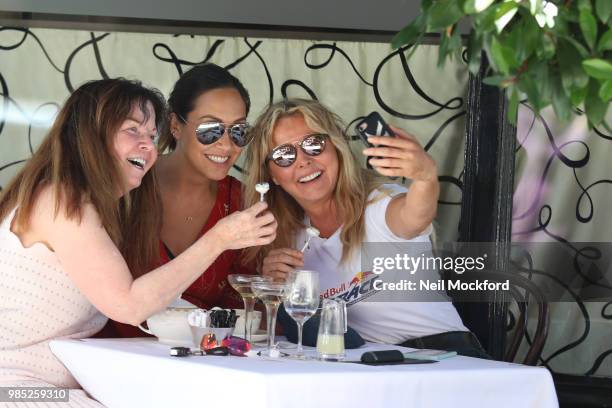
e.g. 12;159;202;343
243;98;383;265
0;78;166;276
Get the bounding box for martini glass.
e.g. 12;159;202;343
251;280;287;357
228;274;270;342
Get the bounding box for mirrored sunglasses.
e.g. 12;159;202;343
266;133;328;167
195;122;252;147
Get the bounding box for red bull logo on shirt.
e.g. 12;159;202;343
320;271;379;305
320;282;346;299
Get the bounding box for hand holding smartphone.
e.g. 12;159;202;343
357;112;437;183
355;111;395;148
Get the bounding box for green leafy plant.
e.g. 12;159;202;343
392;0;611;127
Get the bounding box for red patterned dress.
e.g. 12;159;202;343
97;176;255;338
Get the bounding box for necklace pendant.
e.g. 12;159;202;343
185;216;194;222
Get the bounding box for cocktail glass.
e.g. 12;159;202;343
228;274;270;342
251;280;287;357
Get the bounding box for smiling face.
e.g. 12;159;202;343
172;87;247;181
267;113;339;210
113;100;158;194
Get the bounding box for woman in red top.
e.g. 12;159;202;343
103;64;257;337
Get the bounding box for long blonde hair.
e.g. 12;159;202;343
0;78;166;276
243;98;382;265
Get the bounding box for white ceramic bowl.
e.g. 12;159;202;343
138;307;195;347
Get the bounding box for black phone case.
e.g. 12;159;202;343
359;350;437;365
355;111;395;148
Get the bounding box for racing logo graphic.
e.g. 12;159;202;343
349;271;374;286
321;271;379;305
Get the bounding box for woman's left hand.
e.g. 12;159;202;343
362;125;437;182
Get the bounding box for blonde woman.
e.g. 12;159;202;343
243;98;487;358
0;79;276;406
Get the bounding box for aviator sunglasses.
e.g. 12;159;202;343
266;133;328;167
177;114;252;147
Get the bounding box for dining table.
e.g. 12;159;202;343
50;337;558;408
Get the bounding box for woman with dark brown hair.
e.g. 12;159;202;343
148;63;257;309
0;78;276;405
107;63;262;338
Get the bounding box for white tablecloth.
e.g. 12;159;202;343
50;338;558;408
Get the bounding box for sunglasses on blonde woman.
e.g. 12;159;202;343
266;133;328;167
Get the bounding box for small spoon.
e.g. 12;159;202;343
255;182;270;202
300;226;320;253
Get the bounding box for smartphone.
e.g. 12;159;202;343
355;111;395;148
359;350;437;365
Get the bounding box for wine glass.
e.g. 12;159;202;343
227;274;270;342
283;270;320;359
251;280;287;357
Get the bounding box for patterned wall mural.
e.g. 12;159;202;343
513;105;612;378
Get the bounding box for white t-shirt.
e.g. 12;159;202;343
296;184;467;344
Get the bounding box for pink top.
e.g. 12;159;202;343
0;208;107;387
